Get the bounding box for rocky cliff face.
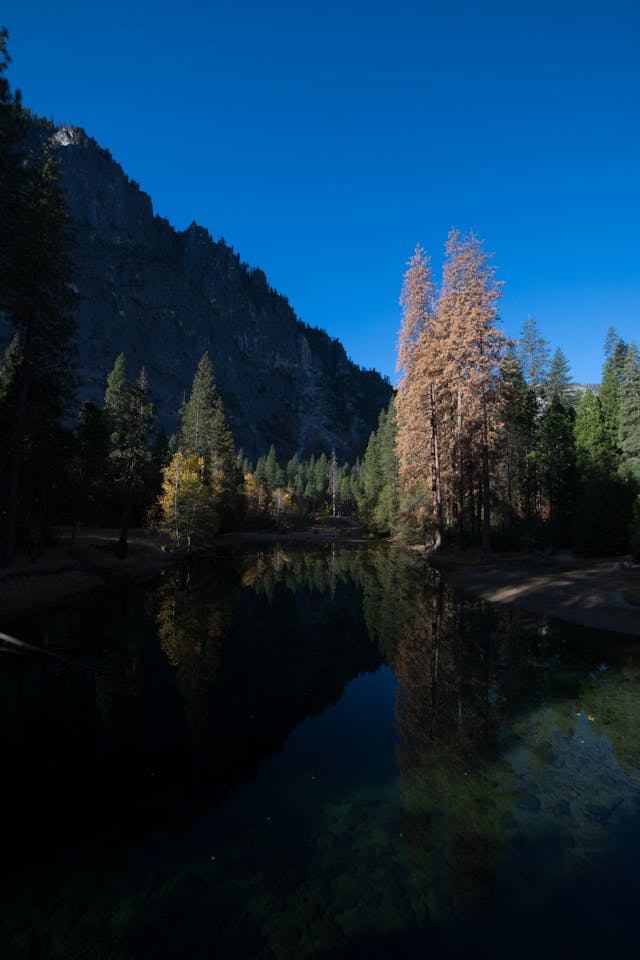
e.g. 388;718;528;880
13;124;392;460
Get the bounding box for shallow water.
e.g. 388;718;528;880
1;543;640;959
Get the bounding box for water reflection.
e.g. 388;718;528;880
1;543;640;959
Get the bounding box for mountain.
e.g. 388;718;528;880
4;122;393;461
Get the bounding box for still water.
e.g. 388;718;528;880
2;543;640;959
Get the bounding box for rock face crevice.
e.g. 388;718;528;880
13;123;392;460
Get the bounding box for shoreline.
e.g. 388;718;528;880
2;530;639;638
0;525;373;620
0;528;183;621
430;551;640;637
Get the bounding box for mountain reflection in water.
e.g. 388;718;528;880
1;543;639;959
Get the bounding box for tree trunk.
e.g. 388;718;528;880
481;392;492;554
3;319;32;565
429;385;443;549
456;387;464;546
36;464;52;558
117;480;134;559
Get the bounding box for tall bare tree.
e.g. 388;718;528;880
396;245;445;547
437;230;506;552
397;234;506;551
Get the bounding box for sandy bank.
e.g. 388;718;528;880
0;528;180;619
432;553;640;637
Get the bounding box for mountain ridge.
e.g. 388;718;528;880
3;119;393;461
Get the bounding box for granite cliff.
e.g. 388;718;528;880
8;123;392;461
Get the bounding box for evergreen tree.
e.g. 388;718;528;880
437;230;506;551
329;448;338;517
574;390;609;477
518;314;550;400
599;328;627;468
313;453;329;505
286;453;300;488
74;400;110;521
573;389;631;553
618;342;640;483
1;108;76;562
104;353;131;446
179;352;241;524
104;358;156;557
495;346;539;540
358;401;399;534
535;395;576;545
630;496;640;561
179;352;219;464
209;398;242;520
396;244;443;546
264;444;281;492
0;332;21;439
547;347;578;409
0;26;26;284
573;390;608;551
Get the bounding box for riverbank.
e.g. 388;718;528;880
0;523;371;619
430;550;640;637
0;528;181;620
3;530;639;637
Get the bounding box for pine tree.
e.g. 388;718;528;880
618;343;640;484
518;315;550;400
264;444;281;492
1;129;76;562
600;328;628;462
209;397;242;519
495;346;539;536
104;358;156;557
74;400;110;521
0;333;21;423
286;453;300;488
179;352;219;465
573;388;631;553
104;353;131;444
358;401;399;534
0;27;26;279
329;448;338;517
396;244;443;546
536;395;576;544
547;347;578;409
437;230;506;551
179;352;240;524
574;390;609;477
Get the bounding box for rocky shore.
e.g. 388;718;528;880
432;551;640;637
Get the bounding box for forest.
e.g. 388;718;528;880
1;27;639;566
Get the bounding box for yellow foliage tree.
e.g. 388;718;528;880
158;452;218;550
243;472;267;514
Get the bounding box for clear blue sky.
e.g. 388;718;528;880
4;0;639;384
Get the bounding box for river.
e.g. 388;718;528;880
2;542;639;959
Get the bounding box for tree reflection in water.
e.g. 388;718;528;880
154;563;236;745
3;543;640;959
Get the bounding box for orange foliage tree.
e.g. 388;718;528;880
396;232;507;550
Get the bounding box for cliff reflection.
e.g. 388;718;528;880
5;544;640;960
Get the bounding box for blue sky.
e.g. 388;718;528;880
4;0;639;384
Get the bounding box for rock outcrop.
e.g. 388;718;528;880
13;123;393;460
